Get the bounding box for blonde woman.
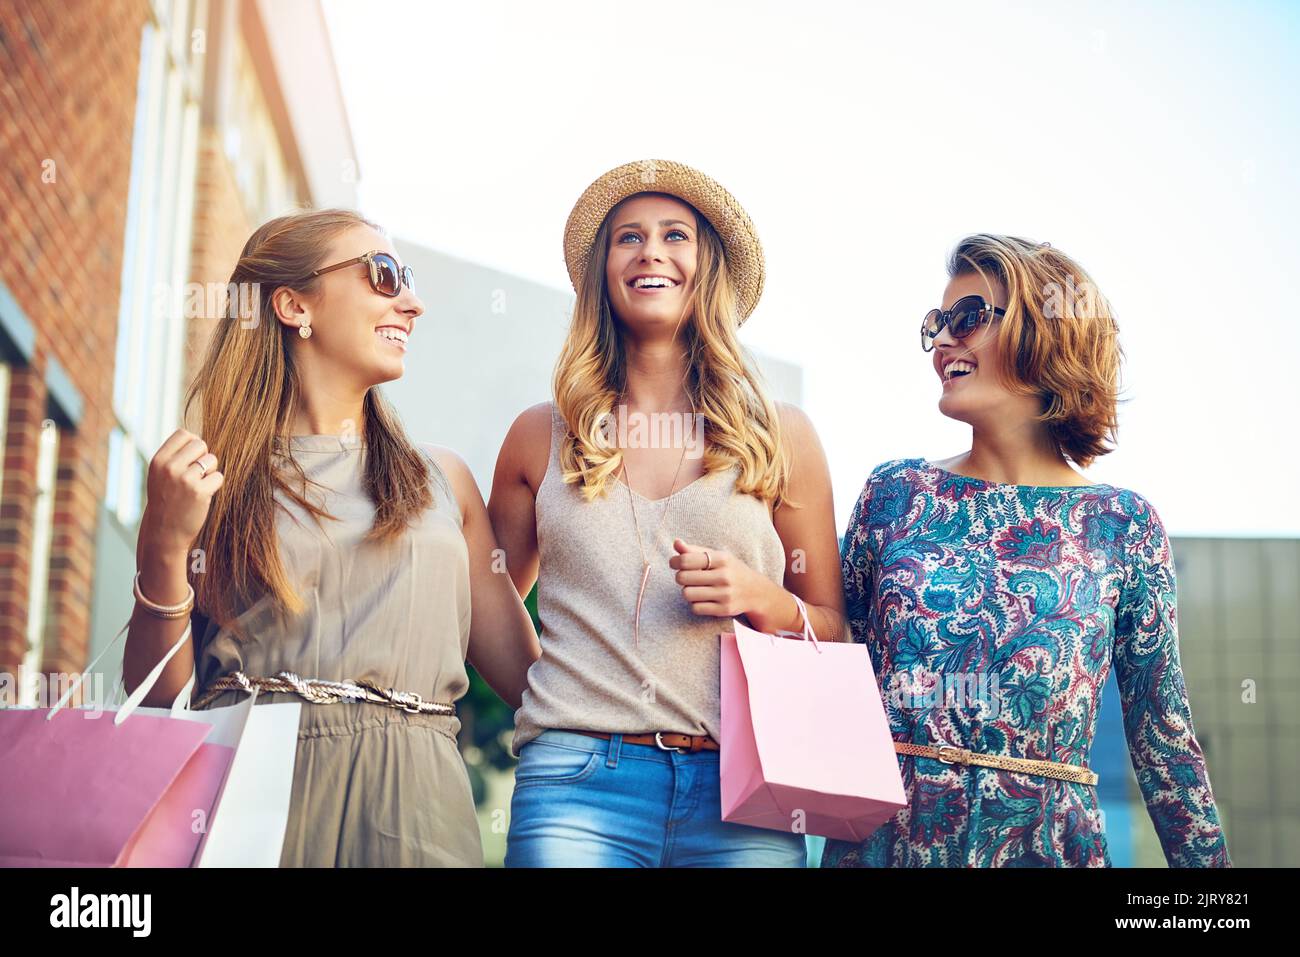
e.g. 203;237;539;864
489;160;846;867
823;235;1229;867
123;208;540;867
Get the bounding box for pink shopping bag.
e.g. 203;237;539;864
0;709;231;867
0;617;295;867
720;597;907;841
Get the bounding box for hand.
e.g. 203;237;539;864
139;429;225;557
669;539;765;618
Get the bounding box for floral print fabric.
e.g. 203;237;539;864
821;459;1230;867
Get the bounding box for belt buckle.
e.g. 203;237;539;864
935;745;970;765
655;732;685;753
398;691;425;714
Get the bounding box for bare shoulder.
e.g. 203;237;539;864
774;401;824;455
421;443;472;480
771;402;832;518
498;401;553;491
419;444;478;513
509;401;554;445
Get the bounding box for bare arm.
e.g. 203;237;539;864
430;445;540;710
486;402;551;598
765;403;847;640
123;430;224;707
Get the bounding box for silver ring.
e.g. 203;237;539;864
191;459;209;478
703;550;712;570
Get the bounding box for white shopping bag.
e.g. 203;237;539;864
192;693;300;867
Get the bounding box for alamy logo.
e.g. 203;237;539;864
884;667;1003;718
594;405;706;459
49;887;151;937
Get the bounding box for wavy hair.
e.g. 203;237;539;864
553;195;791;507
947;233;1122;467
185;208;434;636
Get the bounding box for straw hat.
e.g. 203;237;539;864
562;159;765;323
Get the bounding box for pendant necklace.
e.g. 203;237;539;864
621;405;695;650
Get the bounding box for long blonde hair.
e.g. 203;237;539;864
185;208;434;634
553;195;790;506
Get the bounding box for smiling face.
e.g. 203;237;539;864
277;224;423;388
603;193;699;332
931;271;1042;428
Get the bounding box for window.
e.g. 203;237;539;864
19;419;59;706
106;0;205;528
227;32;299;221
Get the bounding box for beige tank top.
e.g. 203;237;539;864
510;404;787;756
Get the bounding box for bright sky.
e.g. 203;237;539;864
323;0;1300;537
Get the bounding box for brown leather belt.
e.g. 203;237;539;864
895;741;1099;786
559;729;719;753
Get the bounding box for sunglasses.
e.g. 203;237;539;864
309;250;414;298
920;295;1007;352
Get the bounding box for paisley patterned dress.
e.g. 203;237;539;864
821;459;1230;868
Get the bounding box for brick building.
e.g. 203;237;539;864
0;0;357;701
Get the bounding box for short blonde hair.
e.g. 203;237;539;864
948;234;1121;467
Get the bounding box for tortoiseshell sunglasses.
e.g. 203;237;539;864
309;250;414;298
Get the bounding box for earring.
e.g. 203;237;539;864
298;323;312;339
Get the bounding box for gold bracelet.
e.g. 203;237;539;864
133;571;194;619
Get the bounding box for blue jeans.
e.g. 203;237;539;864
504;730;808;867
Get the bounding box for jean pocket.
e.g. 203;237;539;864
512;741;602;789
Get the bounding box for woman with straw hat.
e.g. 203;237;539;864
488;159;847;866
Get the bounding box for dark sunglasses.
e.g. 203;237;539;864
309;250;414;298
920;295;1006;352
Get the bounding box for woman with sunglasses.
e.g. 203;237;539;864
822;234;1229;868
488;160;847;867
122;208;540;867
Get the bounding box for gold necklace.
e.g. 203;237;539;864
621;410;694;650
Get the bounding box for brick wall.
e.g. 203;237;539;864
0;0;148;677
183;124;256;419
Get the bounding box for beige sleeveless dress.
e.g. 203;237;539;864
192;434;483;868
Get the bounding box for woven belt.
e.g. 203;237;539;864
560;729;719;753
895;741;1098;786
191;671;456;716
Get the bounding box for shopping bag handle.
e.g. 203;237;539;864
46;616;195;723
773;594;821;652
